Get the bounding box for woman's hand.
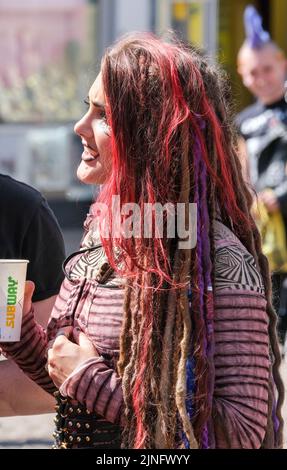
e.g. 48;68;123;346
23;281;35;316
47;329;98;388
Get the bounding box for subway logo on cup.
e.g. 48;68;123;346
0;259;28;341
6;276;18;328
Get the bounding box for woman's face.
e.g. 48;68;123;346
74;73;112;185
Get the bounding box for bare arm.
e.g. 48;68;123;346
237;136;250;184
0;359;55;416
0;293;57;416
33;295;57;328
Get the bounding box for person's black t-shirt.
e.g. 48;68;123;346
236;97;287;221
0;174;65;301
236;97;287;137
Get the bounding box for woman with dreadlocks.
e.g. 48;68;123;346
0;33;284;449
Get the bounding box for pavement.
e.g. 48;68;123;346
0;226;286;448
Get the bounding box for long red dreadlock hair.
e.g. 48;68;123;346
93;32;284;449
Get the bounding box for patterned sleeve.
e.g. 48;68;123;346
55;275;125;425
0;309;56;394
212;229;271;449
0;276;77;395
59;357;123;425
212;291;270;448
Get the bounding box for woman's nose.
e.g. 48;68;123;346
74;113;93;138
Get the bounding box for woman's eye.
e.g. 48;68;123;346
99;110;107;121
84;99;90;108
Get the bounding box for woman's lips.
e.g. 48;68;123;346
81;148;99;162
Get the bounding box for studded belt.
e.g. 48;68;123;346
52;391;122;449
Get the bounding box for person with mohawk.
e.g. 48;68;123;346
237;4;287;351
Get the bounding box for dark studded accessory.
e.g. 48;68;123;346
52;391;122;449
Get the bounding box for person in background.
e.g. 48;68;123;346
0;173;65;415
0;33;284;449
237;5;287;350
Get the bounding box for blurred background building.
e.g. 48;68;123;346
0;0;286;223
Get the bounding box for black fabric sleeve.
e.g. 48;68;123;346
22;197;66;302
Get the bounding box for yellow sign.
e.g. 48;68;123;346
172;2;204;47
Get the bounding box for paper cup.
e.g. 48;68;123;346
0;260;29;342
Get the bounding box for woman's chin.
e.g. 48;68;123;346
77;161;101;185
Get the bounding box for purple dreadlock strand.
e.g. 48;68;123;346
192;129;209;448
